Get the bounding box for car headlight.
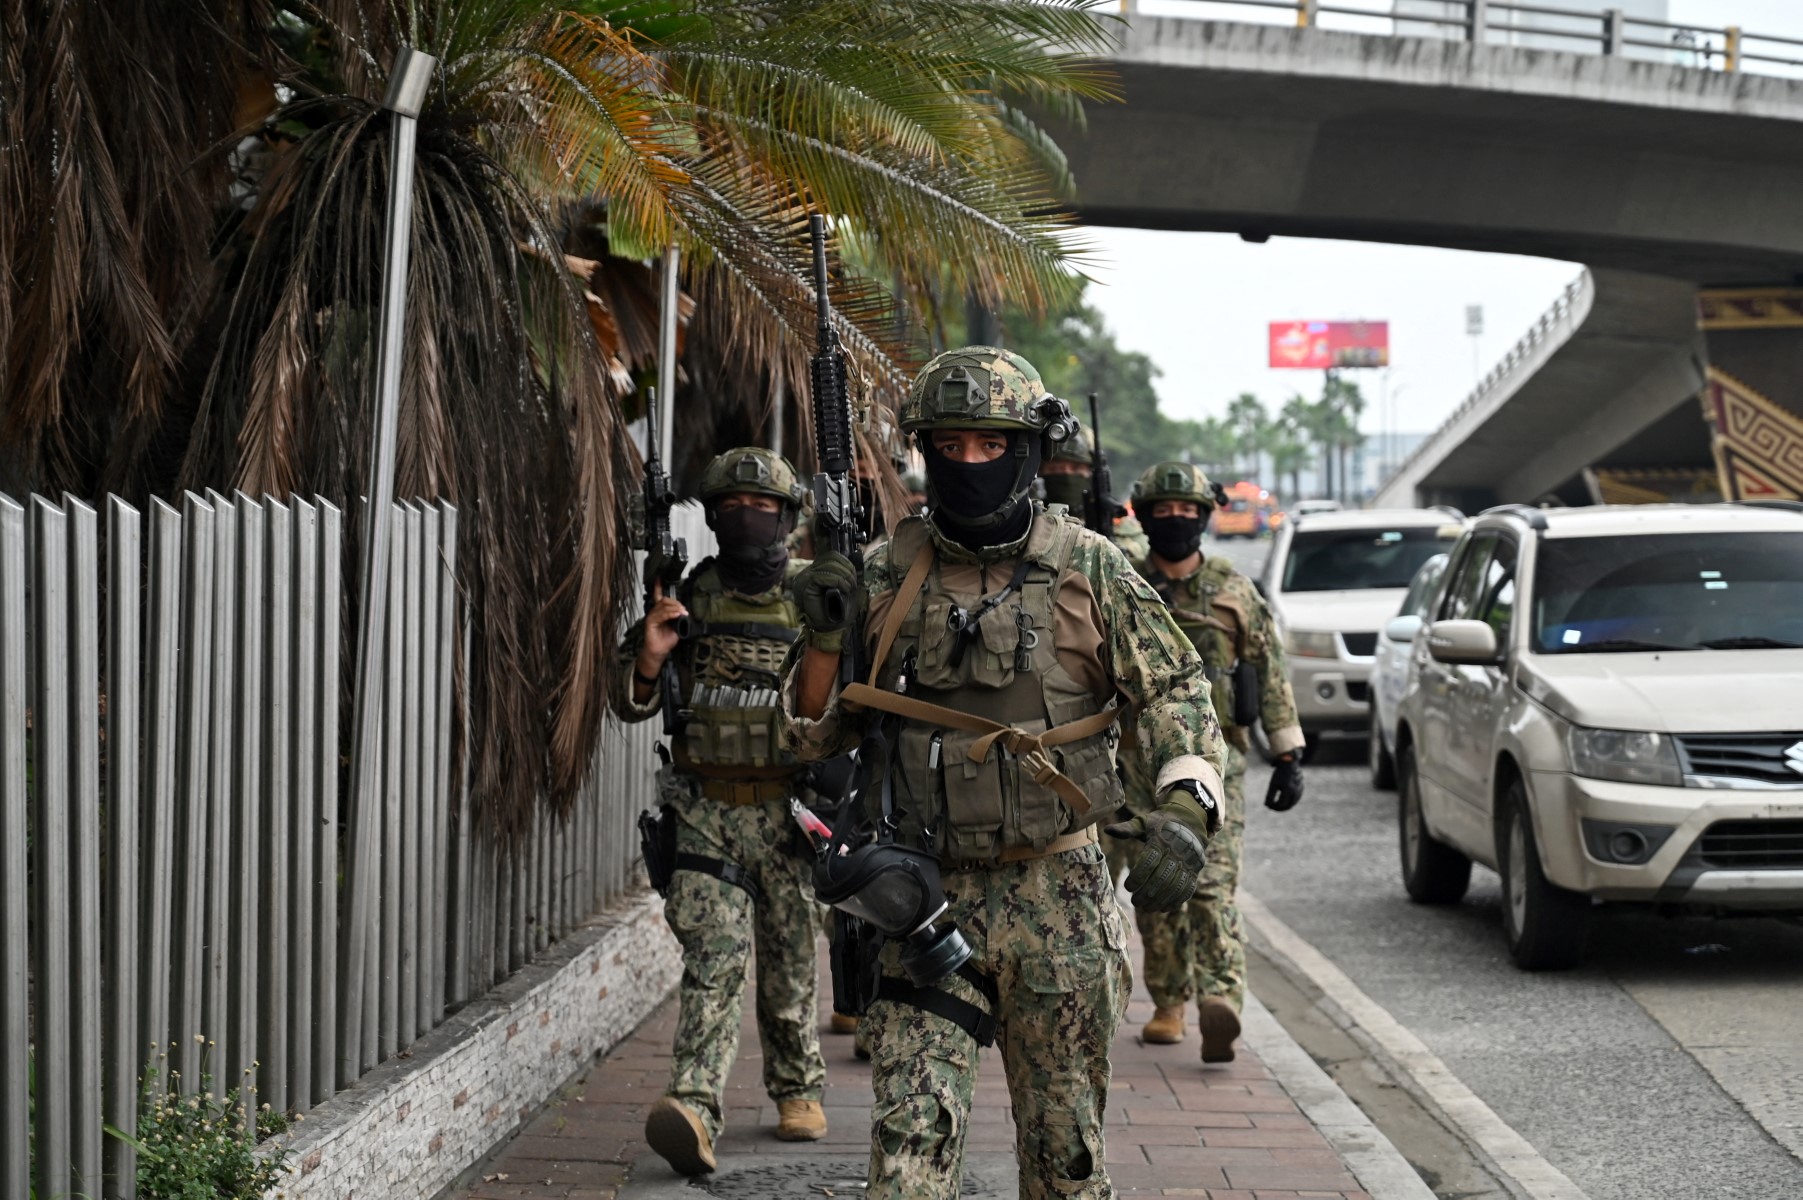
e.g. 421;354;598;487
1564;725;1682;787
1286;630;1339;659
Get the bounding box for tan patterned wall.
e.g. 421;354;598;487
1702;367;1803;501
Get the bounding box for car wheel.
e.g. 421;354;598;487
1398;746;1471;905
1497;781;1590;971
1368;707;1396;790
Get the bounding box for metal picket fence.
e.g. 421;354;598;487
0;490;698;1200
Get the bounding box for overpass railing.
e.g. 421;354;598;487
1130;1;1803;76
1376;270;1592;501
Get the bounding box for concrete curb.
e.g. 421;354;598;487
1241;991;1439;1200
272;889;680;1200
1243;889;1590;1200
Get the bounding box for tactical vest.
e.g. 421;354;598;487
847;513;1124;865
672;562;802;776
1146;557;1248;739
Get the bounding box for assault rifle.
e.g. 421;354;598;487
807;214;865;685
638;387;690;735
1085;392;1115;537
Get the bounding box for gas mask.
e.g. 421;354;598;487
814;839;970;985
794;729;972;986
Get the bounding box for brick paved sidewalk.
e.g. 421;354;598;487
456;936;1377;1200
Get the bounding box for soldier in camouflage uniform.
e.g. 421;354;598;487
784;348;1229;1199
1037;425;1151;562
1110;461;1306;1064
615;448;829;1175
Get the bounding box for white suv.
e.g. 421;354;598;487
1259;509;1464;753
1393;503;1803;970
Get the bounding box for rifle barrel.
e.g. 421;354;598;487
810;214;831;331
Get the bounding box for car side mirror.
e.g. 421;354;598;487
1384;614;1423;643
1426;619;1499;665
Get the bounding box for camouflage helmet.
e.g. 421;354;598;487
900;346;1077;444
1045;422;1094;466
699;447;807;510
1132;461;1215;510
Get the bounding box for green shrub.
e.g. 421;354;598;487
120;1041;292;1200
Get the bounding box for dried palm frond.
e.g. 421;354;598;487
0;0;270;495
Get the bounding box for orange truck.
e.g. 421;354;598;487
1210;481;1276;539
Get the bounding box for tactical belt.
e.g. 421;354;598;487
674;853;763;903
841;542;1119;818
690;620;800;644
877;960;1000;1047
942;825;1101;872
697;776;794;807
997;824;1098;864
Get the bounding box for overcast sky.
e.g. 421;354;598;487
1080;0;1803;439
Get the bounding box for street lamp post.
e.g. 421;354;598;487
340;46;436;1080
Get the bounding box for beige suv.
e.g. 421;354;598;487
1392;502;1803;970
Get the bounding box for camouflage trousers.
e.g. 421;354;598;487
862;842;1131;1200
660;776;826;1140
1106;744;1247;1012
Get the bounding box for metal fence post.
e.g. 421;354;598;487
1724;26;1741;71
66;497;104;1192
1299;0;1317;28
1602;8;1624;56
29;496;73;1200
103;497;142;1199
341;45;437;1082
0;497;27;1198
1469;0;1487;45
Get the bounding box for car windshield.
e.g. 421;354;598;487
1532;531;1803;653
1281;527;1459;592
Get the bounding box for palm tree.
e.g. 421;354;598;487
1321;374;1367;503
1;0;1119;834
1224;392;1267;481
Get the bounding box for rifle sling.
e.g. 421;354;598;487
843;534;1115;817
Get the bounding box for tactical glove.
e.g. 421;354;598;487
794;551;861;652
1105;783;1217;913
1265;756;1304;811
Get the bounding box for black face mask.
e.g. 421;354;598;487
925;432;1040;549
1146;513;1204;562
711;505;793;593
1040;472;1089;512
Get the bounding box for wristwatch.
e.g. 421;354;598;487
1165;779;1222;834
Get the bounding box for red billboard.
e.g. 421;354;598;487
1268;320;1389;369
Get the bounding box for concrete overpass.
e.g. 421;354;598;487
1060;16;1803;503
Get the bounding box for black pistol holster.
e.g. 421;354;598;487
638;804;763;904
829;909;884;1018
1231;659;1260;729
638;805;678;895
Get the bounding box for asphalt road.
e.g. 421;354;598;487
1209;535;1803;1200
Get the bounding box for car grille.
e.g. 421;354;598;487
1339;632;1378;658
1696;819;1803;869
1677;733;1803;786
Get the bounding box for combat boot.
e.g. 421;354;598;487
1142;1004;1186;1044
645;1096;716;1175
829;1012;859;1035
775;1098;828;1141
1198;996;1241;1064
